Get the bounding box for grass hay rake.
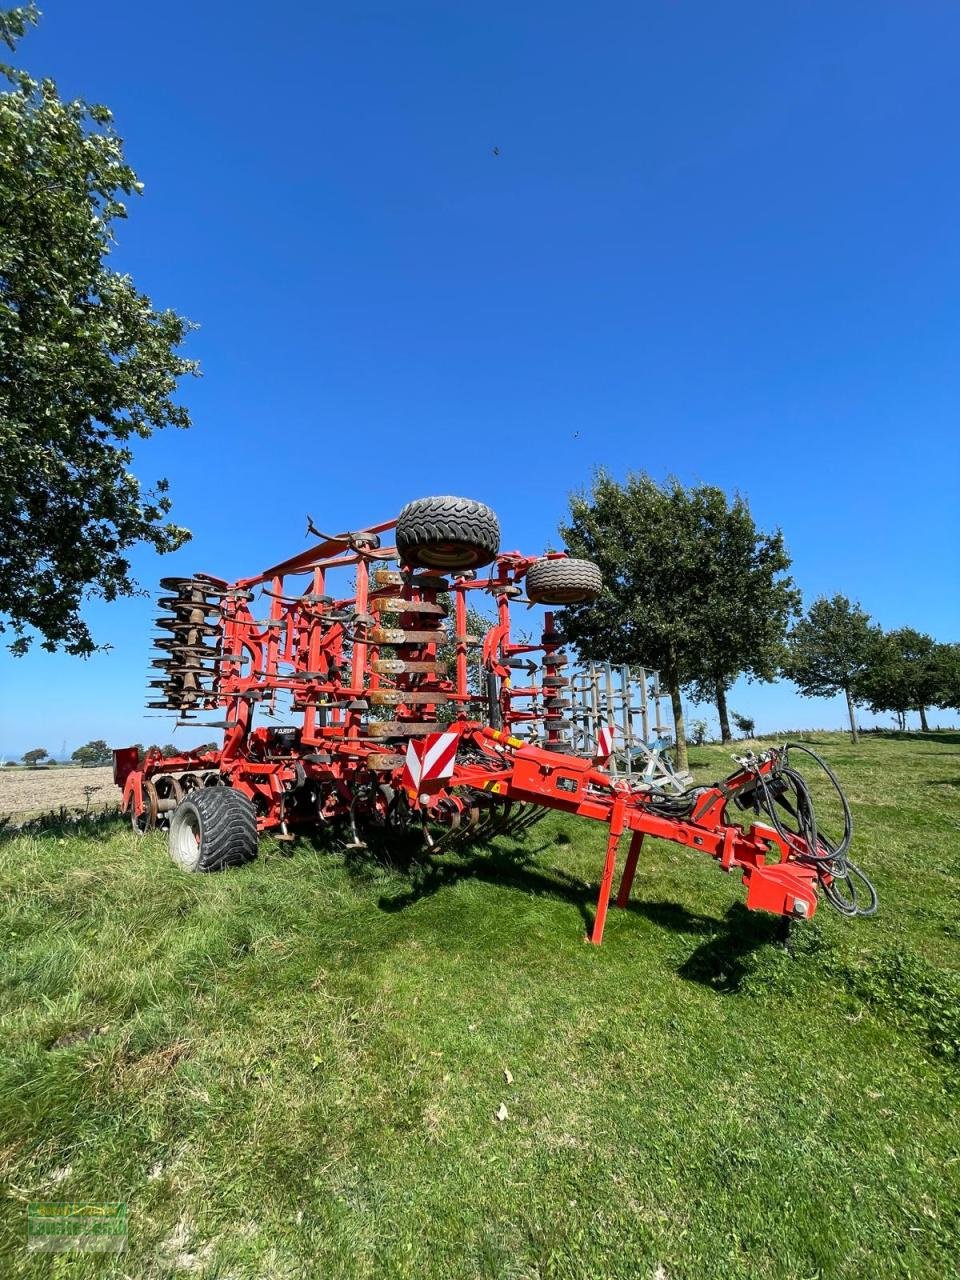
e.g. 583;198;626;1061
115;495;877;941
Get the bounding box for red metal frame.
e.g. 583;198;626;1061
118;515;827;940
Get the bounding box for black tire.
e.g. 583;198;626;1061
395;496;500;571
167;787;258;873
525;557;603;604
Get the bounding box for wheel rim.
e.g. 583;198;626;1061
415;543;484;569
172;807;202;869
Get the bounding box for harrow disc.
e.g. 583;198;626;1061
131;778;159;833
155;618;220;635
154;773;184;814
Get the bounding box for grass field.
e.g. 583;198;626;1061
0;732;958;1278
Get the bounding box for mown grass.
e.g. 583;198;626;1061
0;732;958;1278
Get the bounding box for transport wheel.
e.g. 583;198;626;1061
525;557;603;604
395;496;500;571
167;787;258;873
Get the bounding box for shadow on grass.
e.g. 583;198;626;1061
374;840;596;931
372;838;792;988
630;900;792;992
863;730;960;746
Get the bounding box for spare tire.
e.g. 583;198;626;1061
395;496;500;571
525;557;603;604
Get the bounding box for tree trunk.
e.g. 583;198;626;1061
918;706;929;731
715;680;732;743
844;686;859;743
667;676;688;772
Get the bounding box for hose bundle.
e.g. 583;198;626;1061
750;743;878;917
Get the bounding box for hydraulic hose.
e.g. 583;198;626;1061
754;743;878;918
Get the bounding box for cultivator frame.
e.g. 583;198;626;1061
116;496;874;940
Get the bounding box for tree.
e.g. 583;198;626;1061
677;492;799;742
22;745;47;765
557;472;793;770
731;712;755;738
933;642;960;713
71;738;111;765
784;596;878;742
856;628;940;731
0;5;196;656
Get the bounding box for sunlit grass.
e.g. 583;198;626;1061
0;731;957;1277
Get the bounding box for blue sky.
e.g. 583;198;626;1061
2;0;958;758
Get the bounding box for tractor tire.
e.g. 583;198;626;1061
395;496;500;571
525;557;603;604
167;787;258;873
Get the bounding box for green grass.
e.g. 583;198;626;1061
1;731;958;1279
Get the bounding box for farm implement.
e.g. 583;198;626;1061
114;495;877;941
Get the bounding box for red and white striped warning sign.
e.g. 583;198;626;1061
401;731;459;794
595;723;615;762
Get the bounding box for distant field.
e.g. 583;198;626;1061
0;732;957;1278
0;764;116;817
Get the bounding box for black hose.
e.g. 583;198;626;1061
753;743;877;918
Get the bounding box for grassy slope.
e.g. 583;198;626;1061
0;732;958;1279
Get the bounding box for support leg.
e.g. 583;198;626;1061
615;831;644;908
589;801;626;945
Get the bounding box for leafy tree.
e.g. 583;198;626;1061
22;745;47;765
71;738;111;765
0;4;196;656
679;495;799;742
785;595;879;742
933;642;960;713
557;472;792;769
856;628;940;731
689;718;709;747
731;711;755;737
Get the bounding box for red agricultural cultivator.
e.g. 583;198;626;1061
115;496;877;941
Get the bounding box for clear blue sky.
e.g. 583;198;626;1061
2;0;958;759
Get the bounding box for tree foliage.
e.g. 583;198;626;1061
71;738;111;765
677;490;799;741
932;643;960;712
557;471;796;769
0;4;196;656
22;745;47;765
731;711;755;738
855;628;940;730
785;595;879;741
